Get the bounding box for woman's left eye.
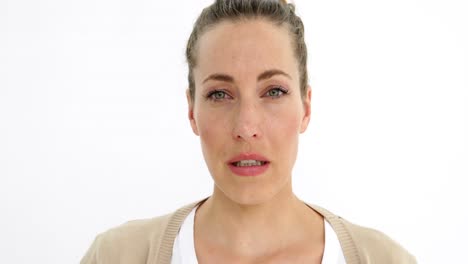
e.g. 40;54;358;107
264;87;288;98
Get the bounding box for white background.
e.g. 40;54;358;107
1;0;467;263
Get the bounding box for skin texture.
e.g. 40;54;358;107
186;19;324;263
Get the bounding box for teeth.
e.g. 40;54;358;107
234;160;265;167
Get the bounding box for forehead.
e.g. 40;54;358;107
194;19;298;83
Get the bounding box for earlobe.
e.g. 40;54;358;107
300;85;312;133
186;89;199;136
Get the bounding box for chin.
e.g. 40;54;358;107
211;166;292;206
216;184;284;206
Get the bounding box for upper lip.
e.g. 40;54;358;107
227;153;270;164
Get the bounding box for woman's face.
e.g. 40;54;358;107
187;19;311;205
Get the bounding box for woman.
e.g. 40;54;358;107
81;0;416;263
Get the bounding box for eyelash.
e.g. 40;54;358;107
205;86;289;101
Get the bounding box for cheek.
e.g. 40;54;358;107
195;108;230;157
266;106;302;164
266;105;303;139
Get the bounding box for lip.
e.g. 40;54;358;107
227;153;270;177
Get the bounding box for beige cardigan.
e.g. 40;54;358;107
81;197;417;264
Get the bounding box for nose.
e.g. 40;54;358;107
232;100;262;141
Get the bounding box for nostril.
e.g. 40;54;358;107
236;133;257;139
234;130;259;140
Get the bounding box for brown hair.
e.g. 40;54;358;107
185;0;308;101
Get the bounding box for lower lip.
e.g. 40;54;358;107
227;162;270;177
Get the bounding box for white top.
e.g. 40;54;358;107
171;205;346;264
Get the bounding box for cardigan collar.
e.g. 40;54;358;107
156;196;361;264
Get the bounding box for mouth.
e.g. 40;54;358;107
230;160;269;167
227;153;270;176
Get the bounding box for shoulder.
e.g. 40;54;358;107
304;202;417;263
80;198;205;264
80;212;173;264
340;218;417;263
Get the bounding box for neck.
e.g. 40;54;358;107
194;184;323;258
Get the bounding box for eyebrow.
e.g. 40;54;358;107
202;69;291;84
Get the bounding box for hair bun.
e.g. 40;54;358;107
280;0;296;12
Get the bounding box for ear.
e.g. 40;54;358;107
300;85;312;133
186;89;199;136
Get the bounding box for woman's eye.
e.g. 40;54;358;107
265;87;288;98
207;90;229;101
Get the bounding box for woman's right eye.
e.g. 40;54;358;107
207;90;230;101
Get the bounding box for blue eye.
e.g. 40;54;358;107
265;87;288;98
207;90;230;101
